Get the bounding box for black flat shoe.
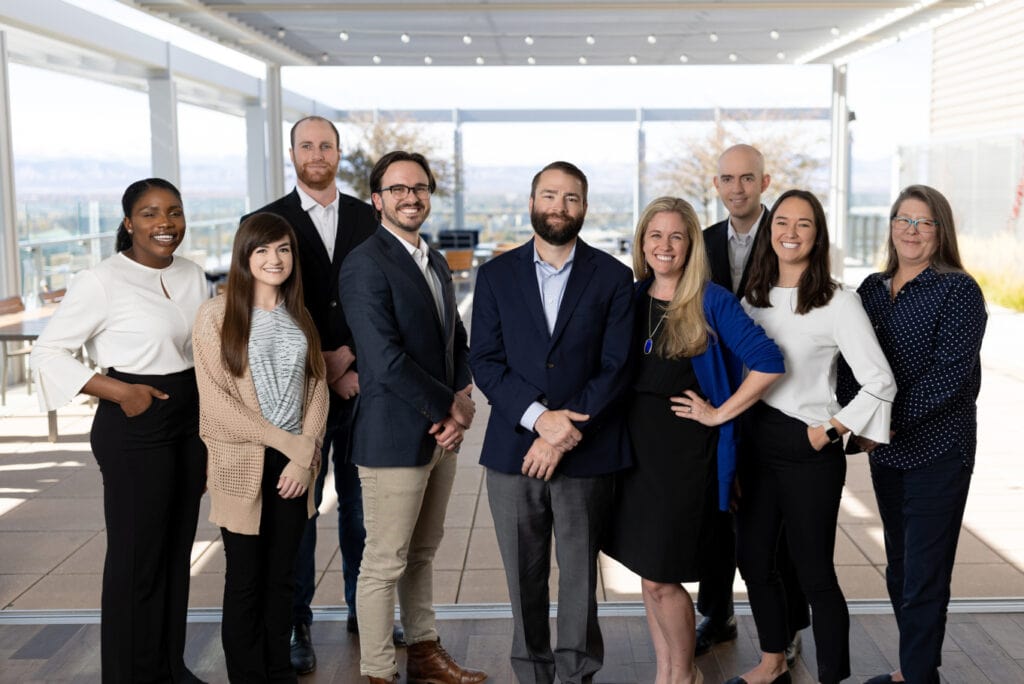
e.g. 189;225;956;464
696;615;738;655
290;623;316;675
723;672;791;684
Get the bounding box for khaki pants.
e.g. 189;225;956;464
356;447;457;678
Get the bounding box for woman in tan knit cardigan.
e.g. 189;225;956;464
193;213;328;683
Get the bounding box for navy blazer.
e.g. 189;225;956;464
703;206;769;297
244;189;377;353
340;226;471;467
470;238;634;477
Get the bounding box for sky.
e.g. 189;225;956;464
7;0;932;176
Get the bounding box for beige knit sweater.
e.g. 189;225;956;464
193;296;329;535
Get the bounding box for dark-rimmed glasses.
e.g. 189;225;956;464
380;184;432;200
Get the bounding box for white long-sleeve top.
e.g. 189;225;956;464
743;286;896;443
30;252;208;411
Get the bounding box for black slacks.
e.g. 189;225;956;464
221;447;309;683
736;402;849;684
90;368;206;684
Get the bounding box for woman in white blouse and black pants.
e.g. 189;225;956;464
31;179;208;683
725;190;896;684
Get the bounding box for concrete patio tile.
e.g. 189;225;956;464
434;526;470;571
834;526;873;566
52;532;106;574
837;564;886;600
10;573;100;609
444;494;479;528
951;563;1024;597
464;528;504;570
0;530;95;574
0;497;105;532
0;574;38;609
457;569;510;603
434;569;460;604
841;523;889;565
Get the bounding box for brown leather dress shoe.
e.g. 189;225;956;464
406;639;487;684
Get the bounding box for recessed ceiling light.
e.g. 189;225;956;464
320;52;329;63
424;55;433;65
400;33;410;44
830;26;841;36
679;53;689;63
463;35;473;45
770;29;780;40
586;35;596;45
776;51;786;60
578;56;587;64
709;32;719;43
476;56;485;65
628;55;638;64
527;55;536;65
524;35;534;45
276;28;286;39
339;31;349;41
728;52;738;62
647;34;657;44
372;55;381;64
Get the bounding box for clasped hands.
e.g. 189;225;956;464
522;409;589;481
429;384;475;451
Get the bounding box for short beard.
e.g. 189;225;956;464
531;209;584;246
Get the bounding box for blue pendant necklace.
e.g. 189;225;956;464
644;294;666;355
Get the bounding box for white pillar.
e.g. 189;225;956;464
148;56;181;186
829;64;850;279
0;31;20;298
245;100;268;211
265;64;285;200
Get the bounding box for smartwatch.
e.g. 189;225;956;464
825;425;841;444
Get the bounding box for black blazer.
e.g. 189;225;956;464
244;188;377;353
339;227;471;467
703;206;769;297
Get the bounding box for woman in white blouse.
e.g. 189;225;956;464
725;190;896;684
192;213;327;682
31;178;208;683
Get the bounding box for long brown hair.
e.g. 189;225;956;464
883;184;965;275
744;189;838;314
631;196;712;357
220;213;325;380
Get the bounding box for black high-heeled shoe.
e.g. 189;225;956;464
722;671;791;684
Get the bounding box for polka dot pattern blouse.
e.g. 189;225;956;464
837;267;987;470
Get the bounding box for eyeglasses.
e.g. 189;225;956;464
380;184;432;200
891;215;938;234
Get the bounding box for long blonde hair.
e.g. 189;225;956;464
632;196;713;358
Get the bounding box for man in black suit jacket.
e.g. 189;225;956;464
698;144;810;661
243;115;383;674
340;151;485;684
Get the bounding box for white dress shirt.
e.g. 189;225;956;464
30;253;208;411
296;185;339;260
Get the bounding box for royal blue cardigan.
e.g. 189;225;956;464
635;279;785;510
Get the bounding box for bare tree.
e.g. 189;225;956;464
337;113;453;200
657;112;828;226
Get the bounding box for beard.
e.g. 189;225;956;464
531;209;584;246
296;162;338;191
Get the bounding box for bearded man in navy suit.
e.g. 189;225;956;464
470;161;634;684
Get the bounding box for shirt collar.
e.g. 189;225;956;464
727;206;765;242
295;184;339;213
532;242;577;273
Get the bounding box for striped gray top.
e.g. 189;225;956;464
248;304;307;434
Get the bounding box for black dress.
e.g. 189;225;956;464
603;294;718;584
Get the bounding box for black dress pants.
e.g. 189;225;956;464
736;402;850;684
90;368;206;684
221;448;309;683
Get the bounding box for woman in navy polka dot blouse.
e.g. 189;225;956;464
839;184;987;684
